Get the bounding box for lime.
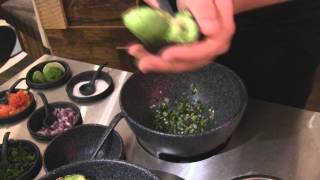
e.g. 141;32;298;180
32;71;46;83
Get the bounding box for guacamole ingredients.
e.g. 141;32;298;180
31;62;65;84
0;143;36;180
165;11;199;43
72;80;110;98
32;71;46;83
0;90;30;118
122;7;199;44
123;7;171;44
37;107;78;137
151;86;214;135
56;174;87;180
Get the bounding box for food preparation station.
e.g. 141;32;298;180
1;55;320;180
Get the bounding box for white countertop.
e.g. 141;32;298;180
0;54;133;179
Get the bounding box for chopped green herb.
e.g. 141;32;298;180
151;85;214;135
0;143;36;180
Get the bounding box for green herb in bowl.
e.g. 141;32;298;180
151;85;214;135
0;143;36;180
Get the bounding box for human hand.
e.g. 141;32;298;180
128;0;235;73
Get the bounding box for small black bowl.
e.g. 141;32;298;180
26;60;72;90
27;102;83;142
66;71;114;103
43;124;124;172
0;139;42;180
0;89;36;125
40;160;159;180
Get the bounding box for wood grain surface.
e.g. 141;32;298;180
34;0;141;70
45;27;138;70
34;0;67;29
63;0;139;26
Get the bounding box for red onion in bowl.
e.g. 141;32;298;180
37;107;78;137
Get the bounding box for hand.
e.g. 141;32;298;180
128;0;235;73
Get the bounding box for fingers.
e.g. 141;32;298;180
166;0;234;63
143;0;160;8
185;0;221;36
128;44;158;73
128;43;213;73
128;44;151;59
161;38;228;63
215;0;235;31
128;0;236;73
215;0;234;21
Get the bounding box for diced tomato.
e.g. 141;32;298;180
0;105;14;117
8;90;30;108
0;90;30;118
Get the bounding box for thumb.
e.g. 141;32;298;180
184;0;220;36
143;0;160;8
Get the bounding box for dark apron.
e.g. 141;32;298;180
217;0;320;108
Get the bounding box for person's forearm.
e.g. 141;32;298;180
234;0;289;14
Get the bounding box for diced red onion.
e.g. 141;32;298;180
37;107;78;137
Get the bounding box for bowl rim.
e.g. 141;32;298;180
65;70;114;103
120;63;248;138
0;139;42;180
43;123;125;172
0;89;36;124
40;159;159;180
26;60;72;89
27;101;83;141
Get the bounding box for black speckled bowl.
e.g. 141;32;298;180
0;89;36;125
39;160;159;180
66;70;114;103
43;124;124;172
119;62;248;158
27;102;83;142
231;175;283;180
0;139;42;180
26;60;72;90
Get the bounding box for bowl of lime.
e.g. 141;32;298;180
26;60;72;89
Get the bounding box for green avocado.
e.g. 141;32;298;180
122;7;171;44
165;11;199;43
122;7;199;45
32;70;46;83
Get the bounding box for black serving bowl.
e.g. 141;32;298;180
40;160;159;180
26;60;72;90
66;71;114;103
0;89;36;125
0;139;42;180
27;102;83;142
44;124;124;172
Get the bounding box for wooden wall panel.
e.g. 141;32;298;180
45;27;138;70
50;44;121;68
63;0;138;26
34;0;141;71
46;27;136;46
34;0;67;29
